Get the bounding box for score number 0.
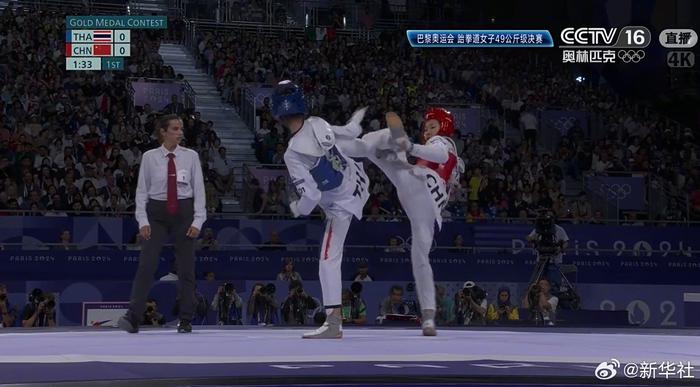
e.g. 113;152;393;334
114;43;131;57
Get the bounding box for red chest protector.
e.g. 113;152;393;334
416;151;457;183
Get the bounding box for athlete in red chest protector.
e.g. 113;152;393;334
415;153;458;182
334;107;465;336
413;108;459;185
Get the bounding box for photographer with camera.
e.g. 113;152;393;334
141;298;166;327
341;282;367;325
523;278;559;326
211;282;243;325
0;284;17;328
486;287;520;323
454;281;487;326
281;280;319;325
21;288;56;328
247;282;279;325
379;285;413;317
527;210;569;287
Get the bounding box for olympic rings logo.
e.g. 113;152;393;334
617;50;645;63
599;183;632;199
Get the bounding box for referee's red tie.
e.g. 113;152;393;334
166;153;178;215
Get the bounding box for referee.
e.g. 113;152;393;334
118;114;206;333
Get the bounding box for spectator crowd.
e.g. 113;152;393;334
193;24;698;224
0;5;696;225
0;7;237;220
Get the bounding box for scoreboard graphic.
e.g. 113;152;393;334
65;16;166;71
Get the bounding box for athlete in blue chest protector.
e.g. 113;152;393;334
273;80;369;338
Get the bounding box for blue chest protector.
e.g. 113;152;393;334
310;146;347;192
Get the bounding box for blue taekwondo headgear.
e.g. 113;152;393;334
271;80;307;120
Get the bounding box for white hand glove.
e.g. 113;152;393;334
394;137;414;153
290;200;301;218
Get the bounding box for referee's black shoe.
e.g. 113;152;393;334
117;311;139;334
177;319;192;333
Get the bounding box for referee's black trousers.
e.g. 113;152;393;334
129;199;196;321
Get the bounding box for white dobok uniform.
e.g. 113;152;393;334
337;129;462;311
284;116;370;308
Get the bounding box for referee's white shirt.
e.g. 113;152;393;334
135;145;207;230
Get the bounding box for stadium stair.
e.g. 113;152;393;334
159;43;257;213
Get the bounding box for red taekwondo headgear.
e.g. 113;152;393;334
423;107;455;137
